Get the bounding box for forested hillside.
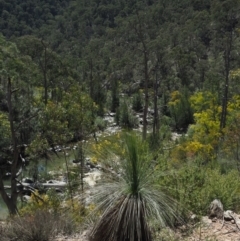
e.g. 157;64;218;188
13;0;239;140
1;0;240;240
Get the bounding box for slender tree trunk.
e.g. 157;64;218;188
0;172;17;215
142;49;149;140
0;78;20;215
220;32;232;130
153;71;159;140
89;58;94;100
43;45;48;105
40;41;49;106
131;12;150;140
80;142;84;193
64;150;74;209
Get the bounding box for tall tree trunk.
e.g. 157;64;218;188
220;32;232;130
89;58;94;100
136;13;149;140
0;78;20;215
142;49;149;140
40;41;49;106
153;71;160;139
0;172;17;215
43;45;48;105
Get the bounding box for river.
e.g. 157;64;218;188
0;154;70;220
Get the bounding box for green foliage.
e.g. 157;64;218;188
19;190;61;215
0;0;69;38
19;189;86;225
111;79;120;112
171;92;240;163
132;91;143;112
170;91;221;162
161;163;240;217
89;132;181;241
1;0;240;226
168;88;193;131
220;95;240;171
118;101;138;129
0;111;11;148
62;85;97;139
94;116;107;132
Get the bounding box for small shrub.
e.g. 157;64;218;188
168;88;193;131
147;123;172;150
153;227;180;241
119;101;138;128
115;107;120;125
63;199;87;224
94;116;107;131
132;91;143;112
161;162;240;217
2;210;75;241
19;189;87;230
19;190;61;215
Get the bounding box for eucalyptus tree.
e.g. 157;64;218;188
210;0;240;130
115;6;160;140
0;35;38;215
16;35;75;105
80;38;110;116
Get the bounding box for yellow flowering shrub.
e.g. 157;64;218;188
19;190;88;224
168;90;181;106
89;132;124;162
19;190;61;215
171;92;240;162
171;91;221;162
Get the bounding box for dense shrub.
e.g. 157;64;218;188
161;162;240;218
132;91;143;112
19;189;86;225
168;89;193;131
2;210;75;241
118;101;138;128
94;116;107;131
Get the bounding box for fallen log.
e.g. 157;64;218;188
5;182;67;189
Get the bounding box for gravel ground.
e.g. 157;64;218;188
54;215;240;241
54;230;90;241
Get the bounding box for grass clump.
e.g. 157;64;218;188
88;132;182;241
2;210;74;241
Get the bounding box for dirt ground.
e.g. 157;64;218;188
55;214;240;241
157;214;240;241
185;214;240;241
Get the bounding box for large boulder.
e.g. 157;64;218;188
208;199;224;219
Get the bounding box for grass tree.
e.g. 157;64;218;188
89;132;181;241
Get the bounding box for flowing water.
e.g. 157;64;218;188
0;153;71;220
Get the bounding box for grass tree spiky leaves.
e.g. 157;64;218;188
89;132;182;241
